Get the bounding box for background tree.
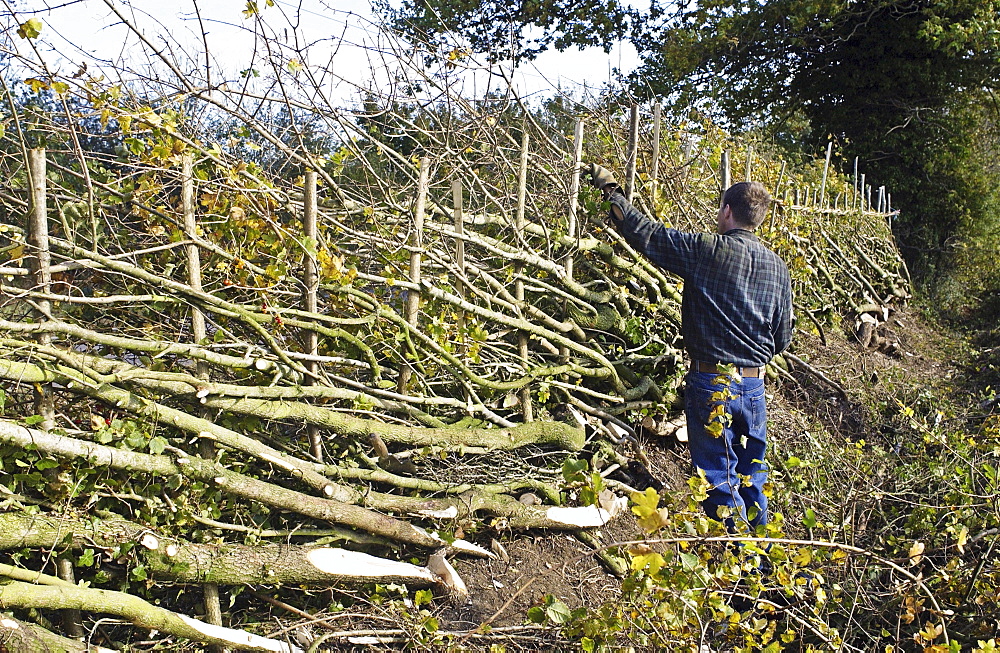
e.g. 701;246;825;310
386;0;1000;297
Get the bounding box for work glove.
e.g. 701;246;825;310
583;163;618;191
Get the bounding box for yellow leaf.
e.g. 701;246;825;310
7;244;24;262
908;540;924;565
17;18;42;39
627;543;654;556
629;487;660;518
24;78;48;93
637;507;671;533
630;551;665;575
792;547;812;566
957;525;969;553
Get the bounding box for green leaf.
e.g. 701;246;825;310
561;457;588;483
78;549;95;567
148;436;168;455
544;596;572;624
802;508;817;529
526;606;546;624
414;589;433;607
679;552;700;570
24;415;43;425
17;18;43;39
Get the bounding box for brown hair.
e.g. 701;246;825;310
723;181;771;228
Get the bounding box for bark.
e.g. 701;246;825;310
0;419;469;552
0;616;104;653
0;581;300;653
0;342;585;452
0;356;337;497
0;513;451;589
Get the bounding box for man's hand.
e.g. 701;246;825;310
583;163;618;191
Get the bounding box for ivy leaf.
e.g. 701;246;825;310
78;549;95;567
17;19;42;39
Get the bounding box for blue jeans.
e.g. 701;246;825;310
684;371;768;532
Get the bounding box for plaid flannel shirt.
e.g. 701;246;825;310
608;193;793;368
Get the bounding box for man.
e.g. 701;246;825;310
587;164;793;533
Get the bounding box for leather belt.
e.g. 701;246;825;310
692;360;764;378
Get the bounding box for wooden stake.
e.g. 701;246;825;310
55;558;84;639
515;133;533;422
182;154;226;648
398;157;429;394
744;145;753;181
452;178;466;347
720;149;731;208
820;142;833;207
182;155;208;378
303;169;321;462
563;118;584;367
853;158;859;209
651;102;662;192
625;105;639;202
27;148;54;432
566;118;584;281
768;160;786;229
681;134;694;192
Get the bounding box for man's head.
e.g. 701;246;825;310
718;181;771;232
